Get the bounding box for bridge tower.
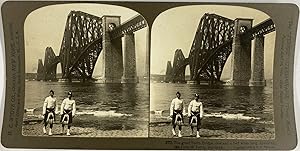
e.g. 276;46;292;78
36;59;44;81
165;61;173;83
43;47;58;81
99;16;123;83
230;18;253;86
143;28;150;82
172;49;186;83
121;33;138;83
249;35;266;86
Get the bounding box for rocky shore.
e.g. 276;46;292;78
150;125;274;139
22;114;148;137
149;116;275;139
22;123;148;137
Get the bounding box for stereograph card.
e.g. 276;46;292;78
0;1;299;150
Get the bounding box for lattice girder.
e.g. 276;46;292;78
110;15;147;39
172;49;187;82
188;13;234;82
170;14;275;84
36;59;44;81
165;61;173;82
59;11;103;79
44;47;59;80
242;18;275;40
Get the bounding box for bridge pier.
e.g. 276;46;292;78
143;28;150;83
229;18;253;86
99;16;123;83
121;33;138;83
165;61;173;83
250;36;266;86
36;59;44;81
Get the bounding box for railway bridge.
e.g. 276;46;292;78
37;11;147;83
165;13;275;86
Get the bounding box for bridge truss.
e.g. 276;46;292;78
59;11;103;80
37;11;147;81
167;13;275;84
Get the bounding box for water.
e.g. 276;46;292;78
24;80;274;134
150;81;274;123
24;81;149;131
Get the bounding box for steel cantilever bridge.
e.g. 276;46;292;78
37;11;147;83
165;13;275;86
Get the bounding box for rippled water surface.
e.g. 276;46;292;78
24;81;149;131
150;81;273;122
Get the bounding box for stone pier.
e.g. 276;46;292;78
229;18;253;86
143;27;150;82
121;33;138;83
249;36;266;86
99;16;123;83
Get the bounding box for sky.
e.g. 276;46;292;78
150;5;276;80
24;3;148;77
25;4;276;80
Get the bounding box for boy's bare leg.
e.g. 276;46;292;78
178;126;182;137
197;128;200;138
61;125;65;134
67;125;71;136
172;125;176;136
190;127;194;136
43;126;47;134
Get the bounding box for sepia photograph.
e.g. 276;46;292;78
22;3;149;137
150;5;276;139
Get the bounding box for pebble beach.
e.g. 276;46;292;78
22;113;148;137
150;125;274;139
22;123;148;137
149;115;275;139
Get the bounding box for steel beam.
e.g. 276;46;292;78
242;18;275;40
110;15;147;39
